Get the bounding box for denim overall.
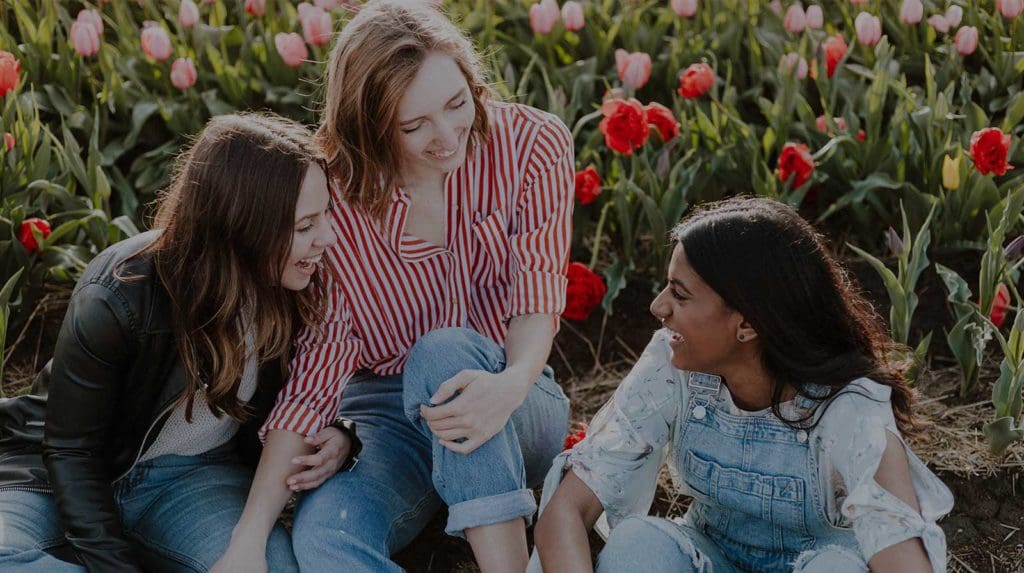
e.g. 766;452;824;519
671;373;861;572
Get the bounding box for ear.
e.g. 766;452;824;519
735;317;758;343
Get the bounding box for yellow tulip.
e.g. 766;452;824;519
942;154;960;191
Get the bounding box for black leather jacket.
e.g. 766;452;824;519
0;231;286;572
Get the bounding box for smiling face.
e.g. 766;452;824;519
649;245;749;373
280;163;337;291
395;51;476;186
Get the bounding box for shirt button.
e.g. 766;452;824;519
692;405;707;420
796;430;808;443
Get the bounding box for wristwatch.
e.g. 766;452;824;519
328;416;362;472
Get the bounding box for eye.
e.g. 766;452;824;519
451;99;467;109
298;222;315;233
670;289;687;301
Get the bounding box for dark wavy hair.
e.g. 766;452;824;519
671;196;917;435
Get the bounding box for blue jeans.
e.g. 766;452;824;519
292;327;571;572
0;443;298;572
597;516;867;573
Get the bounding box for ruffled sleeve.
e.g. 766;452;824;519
817;379;954;573
536;329;684;528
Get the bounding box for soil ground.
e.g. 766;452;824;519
3;255;1022;572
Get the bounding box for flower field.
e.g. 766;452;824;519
2;0;1024;569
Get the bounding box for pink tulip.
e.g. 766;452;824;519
4;133;13;152
769;0;783;15
849;0;867;5
245;0;265;15
70;21;101;57
955;26;978;55
179;0;200;28
529;0;560;35
854;12;882;46
298;3;333;46
927;14;950;34
77;9;103;36
614;49;652;90
671;0;698;18
784;4;807;33
805;5;823;29
562;1;584;31
998;0;1024;19
899;0;923;24
782;52;808;80
275;32;308;67
946;5;963;27
140;22;173;61
170;57;197;89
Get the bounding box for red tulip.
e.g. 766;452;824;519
574;166;602;206
598;98;649;156
3;132;13;152
778;143;814;188
18;218;51;253
615;50;652;91
970;128;1013;176
245;0;266;16
644;102;680;143
563;422;588;450
989;284;1011;328
0;51;20;97
821;34;848;78
563;263;607;321
677;63;714;98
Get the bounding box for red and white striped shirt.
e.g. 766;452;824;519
262;102;575;438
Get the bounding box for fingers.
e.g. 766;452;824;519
304;426;340;448
291;452;325;468
432;427;469;442
429;371;476;405
440;437;483;455
426;416;467;432
286;466;330;491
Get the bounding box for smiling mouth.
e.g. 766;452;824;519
296;254;322;270
426;148;456;159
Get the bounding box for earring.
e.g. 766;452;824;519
737;334;746;341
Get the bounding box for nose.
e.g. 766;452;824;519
649;289;669;321
315;224;338;249
434;119;460;150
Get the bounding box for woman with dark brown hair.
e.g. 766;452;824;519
533;196;953;573
0;113;354;573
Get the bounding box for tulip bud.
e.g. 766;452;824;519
615;49;652;91
784;4;807;34
0;51;19;98
140;22;173;61
998;0;1024;20
70;20;101;57
18;218;51;254
942;154;960;190
529;0;560;35
561;1;584;31
782;52;808;80
769;0;783;15
887;227;904;256
927;14;950;34
671;0;698;18
899;0;923;25
275;32;309;67
1004;235;1024;262
3;132;13;152
170;57;197;89
955;26;978;56
245;0;265;16
945;5;963;27
855;12;882;46
805;5;823;29
179;0;200;28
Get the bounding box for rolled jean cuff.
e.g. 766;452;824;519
444;488;538;538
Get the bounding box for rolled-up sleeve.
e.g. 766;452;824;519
507;115;574;323
537;330;682;528
260;277;363;440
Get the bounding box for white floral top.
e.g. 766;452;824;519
538;330;954;571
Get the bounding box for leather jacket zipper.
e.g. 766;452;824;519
112;401;176;483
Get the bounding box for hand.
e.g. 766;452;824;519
286;426;351;492
211;538;268;573
419;369;530;455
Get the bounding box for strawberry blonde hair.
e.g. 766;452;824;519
317;0;491;220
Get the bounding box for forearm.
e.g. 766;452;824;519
503;313;556;392
868;538;932;573
231;429;313;544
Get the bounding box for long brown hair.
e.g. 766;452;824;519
671;196;918;436
138;113;330;422
317;0;491;220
